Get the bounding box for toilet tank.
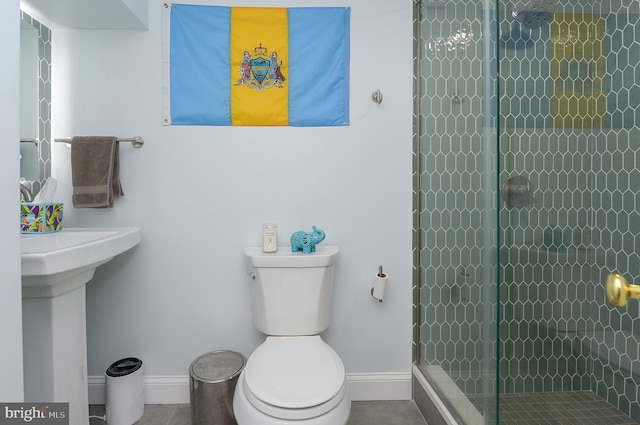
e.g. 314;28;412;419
245;246;339;336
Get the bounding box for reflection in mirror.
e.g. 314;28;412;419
20;19;38;140
20;11;51;194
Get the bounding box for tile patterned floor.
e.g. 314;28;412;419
89;400;427;425
89;391;639;424
468;391;640;425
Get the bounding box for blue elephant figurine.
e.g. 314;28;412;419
290;225;325;254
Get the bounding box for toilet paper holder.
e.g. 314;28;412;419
371;265;388;302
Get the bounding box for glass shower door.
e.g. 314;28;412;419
415;0;640;424
498;1;640;424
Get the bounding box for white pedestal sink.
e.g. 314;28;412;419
21;227;142;425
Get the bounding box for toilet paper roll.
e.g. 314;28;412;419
371;274;388;302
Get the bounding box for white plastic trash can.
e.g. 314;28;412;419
105;358;144;425
190;350;246;425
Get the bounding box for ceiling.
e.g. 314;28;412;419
20;0;148;30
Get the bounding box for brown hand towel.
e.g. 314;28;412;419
71;136;124;208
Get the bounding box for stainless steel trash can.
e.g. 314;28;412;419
189;350;246;425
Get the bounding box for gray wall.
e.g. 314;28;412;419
47;0;415;384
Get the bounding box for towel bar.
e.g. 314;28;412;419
55;136;144;148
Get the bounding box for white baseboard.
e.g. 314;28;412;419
88;372;412;405
89;375;190;405
346;372;412;401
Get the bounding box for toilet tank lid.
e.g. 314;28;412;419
245;246;339;268
244;336;345;409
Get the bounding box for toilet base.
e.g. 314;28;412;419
233;372;351;425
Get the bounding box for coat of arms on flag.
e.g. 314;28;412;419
236;44;286;92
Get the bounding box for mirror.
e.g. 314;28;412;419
20;11;51;190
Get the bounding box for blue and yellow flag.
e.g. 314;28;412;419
163;4;351;127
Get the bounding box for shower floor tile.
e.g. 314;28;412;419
468;391;639;425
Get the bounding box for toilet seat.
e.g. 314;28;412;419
242;375;347;421
243;336;346;420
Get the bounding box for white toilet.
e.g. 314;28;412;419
233;245;351;425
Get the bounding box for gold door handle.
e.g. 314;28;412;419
605;272;640;307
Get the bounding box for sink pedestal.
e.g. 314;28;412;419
22;273;95;425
